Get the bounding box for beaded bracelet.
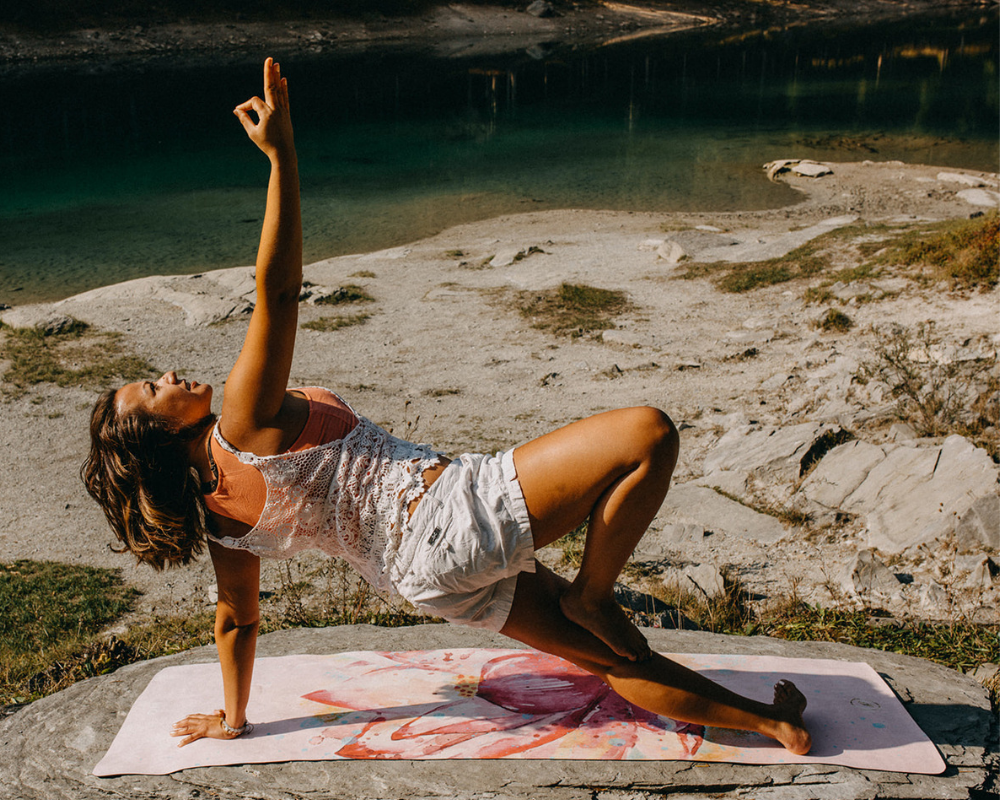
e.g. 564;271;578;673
219;715;254;736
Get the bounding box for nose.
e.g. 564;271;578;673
160;371;178;385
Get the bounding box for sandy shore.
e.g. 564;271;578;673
1;157;997;626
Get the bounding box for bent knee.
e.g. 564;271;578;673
628;406;679;466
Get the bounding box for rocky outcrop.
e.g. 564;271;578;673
801;434;999;553
47;268;258;327
1;625;995;800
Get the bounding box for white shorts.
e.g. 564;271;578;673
392;450;536;631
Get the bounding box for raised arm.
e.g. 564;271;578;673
223;57;303;452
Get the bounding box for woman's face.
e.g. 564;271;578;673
115;371;213;429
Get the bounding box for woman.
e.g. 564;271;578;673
83;59;812;756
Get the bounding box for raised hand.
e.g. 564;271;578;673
233;57;295;162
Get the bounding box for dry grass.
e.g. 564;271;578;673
858;321;999;459
0;321;156;396
314;284;375;306
515;283;633;338
873;212;999;290
302;313;371;332
675;214;998;296
816;308;853;333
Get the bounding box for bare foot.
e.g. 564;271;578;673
770;679;812;755
559;590;652;661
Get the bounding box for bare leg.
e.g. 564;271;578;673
512;406;678;660
501;564;813;755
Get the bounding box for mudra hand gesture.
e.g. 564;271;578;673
233;57;295;162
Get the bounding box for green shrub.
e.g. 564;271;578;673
818;308;853;333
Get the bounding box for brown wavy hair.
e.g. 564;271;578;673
82;388;217;571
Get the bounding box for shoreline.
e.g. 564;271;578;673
2;157;997;630
1;0;991;69
4;1;996;306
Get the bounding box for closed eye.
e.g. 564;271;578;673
145;381;156;396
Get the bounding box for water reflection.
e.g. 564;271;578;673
1;9;996;302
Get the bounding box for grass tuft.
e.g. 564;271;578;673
762;604;1000;681
817;308;853;333
315;284;374;305
517;283;633;338
676;241;832;293
0;321;156;393
644;572;999;707
302;313;371;332
874;212;998;290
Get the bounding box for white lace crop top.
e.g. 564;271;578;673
209;392;443;594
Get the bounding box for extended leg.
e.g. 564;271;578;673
512;406;678;660
500;564;812;755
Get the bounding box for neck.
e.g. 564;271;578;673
186;426;215;488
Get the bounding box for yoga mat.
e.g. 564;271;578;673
93;649;945;776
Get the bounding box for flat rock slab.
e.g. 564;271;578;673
660;483;789;544
2;626;995;800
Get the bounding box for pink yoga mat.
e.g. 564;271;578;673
93;649;944;776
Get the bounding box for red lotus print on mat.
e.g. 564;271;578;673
301;650;704;759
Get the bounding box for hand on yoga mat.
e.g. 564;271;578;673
170;709;242;747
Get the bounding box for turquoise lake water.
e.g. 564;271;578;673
2;9;997;304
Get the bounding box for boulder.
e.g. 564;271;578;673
633;523;708;560
489;247;526;267
791;161;832;177
841;549;901;598
526;0;555;18
656;240;686;264
954;493;1000;551
916;580;950;611
662;563;726;599
1;625;993;800
154;286;253;326
800;439;887;512
965;557;999;591
0;306;80;334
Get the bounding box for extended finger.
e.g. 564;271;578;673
263;57;276;107
277;77;289;110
